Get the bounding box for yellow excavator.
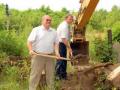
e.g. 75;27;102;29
71;0;99;65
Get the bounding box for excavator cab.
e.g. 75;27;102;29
71;0;99;65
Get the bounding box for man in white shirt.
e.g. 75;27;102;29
56;14;73;80
27;15;59;90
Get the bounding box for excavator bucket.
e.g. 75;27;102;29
71;41;89;65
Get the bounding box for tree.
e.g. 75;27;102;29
89;9;108;31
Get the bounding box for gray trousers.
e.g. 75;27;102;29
29;55;55;90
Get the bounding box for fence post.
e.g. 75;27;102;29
107;29;112;59
5;4;10;31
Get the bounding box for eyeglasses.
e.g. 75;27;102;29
46;19;52;22
69;18;73;21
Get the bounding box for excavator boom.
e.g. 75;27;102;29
77;0;99;29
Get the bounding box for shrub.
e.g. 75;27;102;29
92;36;114;62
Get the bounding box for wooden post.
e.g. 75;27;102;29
5;4;10;31
107;29;112;59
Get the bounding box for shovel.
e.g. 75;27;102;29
34;52;71;61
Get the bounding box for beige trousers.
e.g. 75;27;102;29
29;55;55;90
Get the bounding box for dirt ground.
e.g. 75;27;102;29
60;63;120;90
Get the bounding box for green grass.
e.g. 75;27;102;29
0;73;28;90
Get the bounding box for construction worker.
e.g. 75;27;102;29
55;14;73;80
27;15;60;90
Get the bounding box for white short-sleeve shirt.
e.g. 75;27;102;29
28;25;58;54
57;21;70;42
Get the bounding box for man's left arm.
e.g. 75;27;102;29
54;42;60;58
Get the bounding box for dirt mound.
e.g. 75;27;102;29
39;62;120;90
60;63;120;90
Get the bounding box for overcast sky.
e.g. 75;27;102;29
0;0;120;11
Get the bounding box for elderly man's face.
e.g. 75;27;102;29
42;16;52;28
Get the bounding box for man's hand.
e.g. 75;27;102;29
56;53;61;60
69;48;73;57
29;50;36;56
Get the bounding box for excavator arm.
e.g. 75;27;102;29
73;0;99;41
77;0;99;29
71;0;99;65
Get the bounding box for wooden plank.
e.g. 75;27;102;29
107;66;120;81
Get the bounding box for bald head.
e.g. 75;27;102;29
42;15;52;29
42;15;51;21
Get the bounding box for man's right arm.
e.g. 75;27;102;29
27;28;36;55
27;41;36;55
62;38;73;57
